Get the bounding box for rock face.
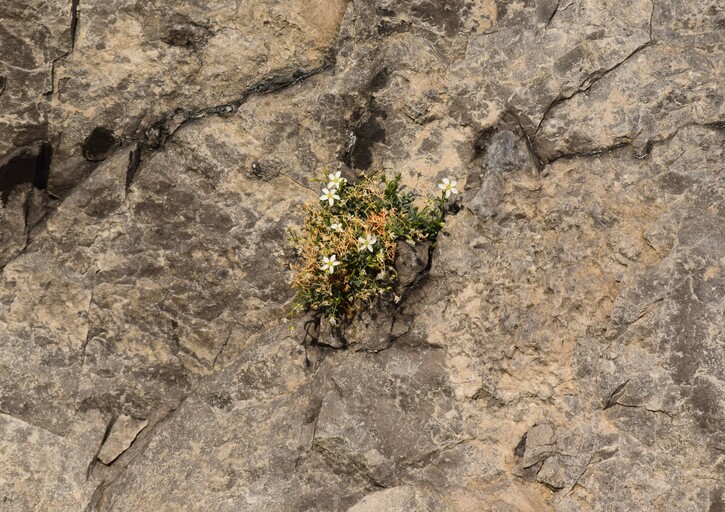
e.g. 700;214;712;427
1;1;723;511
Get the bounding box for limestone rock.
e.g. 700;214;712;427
97;415;148;465
1;0;723;511
394;241;430;293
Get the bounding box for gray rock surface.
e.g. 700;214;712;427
1;0;723;510
97;414;148;465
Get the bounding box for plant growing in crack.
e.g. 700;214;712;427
288;171;458;326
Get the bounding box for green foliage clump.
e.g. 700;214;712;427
288;171;458;324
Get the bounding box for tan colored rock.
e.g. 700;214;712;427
0;1;723;511
97;415;148;465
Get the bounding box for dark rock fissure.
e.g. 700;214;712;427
533;13;655;138
87;415;116;479
503;111;545;170
514;432;528;458
125;144;141;190
544;0;561;29
160;15;212;47
83;127;119;162
341;102;388;171
473;126;497;160
70;0;80;50
603;380;629;409
142;56;335;152
125;56;337;191
0;142;51;204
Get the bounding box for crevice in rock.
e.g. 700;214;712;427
544;139;634;165
123;54;337;191
311;440;387;490
125;143;141;192
340;99;388;171
534;8;655;140
97;415;149;466
0;145;51;264
605;402;674;418
540;480;566;492
83;127;119;162
0;142;51;205
211;332;232;370
603;380;629;409
70;0;81;51
46;0;80;97
92;399;186;496
83;482;107;512
472;125;497;160
541;118;723;165
80;291;94;366
544;0;561;30
559;454;594;498
514;432;528;458
502;112;545;171
141;56;335;153
86;415;115;480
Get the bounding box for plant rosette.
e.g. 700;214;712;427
288;171;458;326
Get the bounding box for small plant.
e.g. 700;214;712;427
288;171;458;325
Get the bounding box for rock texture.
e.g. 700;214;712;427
1;0;723;511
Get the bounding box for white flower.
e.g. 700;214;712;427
329;317;338;326
330;222;343;232
327;171;347;189
320;187;340;206
358;233;377;252
320;254;341;274
438;177;459;198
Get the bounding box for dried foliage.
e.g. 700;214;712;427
289;172;457;323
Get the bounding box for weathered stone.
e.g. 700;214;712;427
1;0;723;510
47;0;349;195
0;410;106;511
97;415;148;465
312;344;467;486
536;42;725;160
522;423;556;468
394;240;430;292
0;0;71;164
339;305;396;352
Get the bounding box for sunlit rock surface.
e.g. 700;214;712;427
1;0;723;510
